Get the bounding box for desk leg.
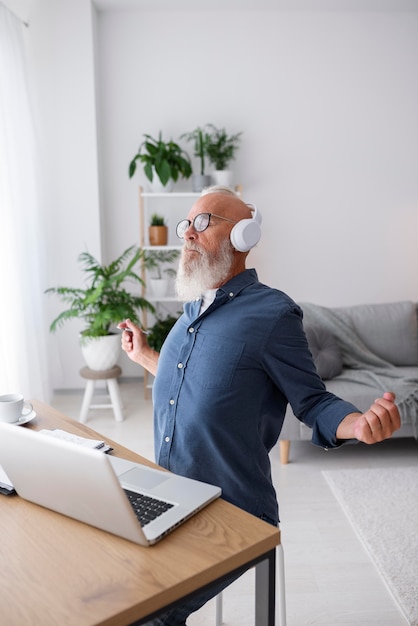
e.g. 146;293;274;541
277;544;286;626
255;549;276;626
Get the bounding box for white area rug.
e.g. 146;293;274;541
322;467;418;626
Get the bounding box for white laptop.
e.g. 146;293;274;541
0;423;221;546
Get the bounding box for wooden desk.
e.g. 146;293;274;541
0;400;281;626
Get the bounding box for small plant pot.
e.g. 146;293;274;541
149;225;168;246
192;174;212;193
211;170;233;188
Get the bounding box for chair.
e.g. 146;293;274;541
215;542;286;626
79;365;124;423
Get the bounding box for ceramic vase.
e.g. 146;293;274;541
80;334;121;371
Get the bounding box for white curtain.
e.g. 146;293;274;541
0;2;51;401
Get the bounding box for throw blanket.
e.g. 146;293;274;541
301;303;418;437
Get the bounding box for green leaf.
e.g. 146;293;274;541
144;162;153;182
156;160;171;186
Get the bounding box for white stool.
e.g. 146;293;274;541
79;366;124;423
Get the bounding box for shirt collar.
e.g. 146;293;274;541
216;268;259;301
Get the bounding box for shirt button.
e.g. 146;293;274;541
229;292;234;297
177;362;183;369
189;327;194;333
165;436;170;443
169;399;175;405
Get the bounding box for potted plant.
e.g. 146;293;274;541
181;126;212;192
149;213;168;246
144;248;181;298
128;132;192;192
206;124;242;187
45;245;155;370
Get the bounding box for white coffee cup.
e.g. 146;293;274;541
0;394;33;424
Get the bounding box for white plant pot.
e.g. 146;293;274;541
80;333;121;371
150;278;169;298
148;168;174;193
211;170;233;188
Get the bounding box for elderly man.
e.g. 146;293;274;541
120;185;400;625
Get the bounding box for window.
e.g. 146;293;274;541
0;4;50;399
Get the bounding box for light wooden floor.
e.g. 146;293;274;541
52;379;418;626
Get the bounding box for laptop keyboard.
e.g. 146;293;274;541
124;489;174;527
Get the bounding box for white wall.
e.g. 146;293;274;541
22;0;418;389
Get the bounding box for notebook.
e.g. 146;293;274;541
0;423;221;546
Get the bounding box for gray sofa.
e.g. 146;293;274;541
279;300;418;464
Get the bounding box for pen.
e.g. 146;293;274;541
120;327;151;335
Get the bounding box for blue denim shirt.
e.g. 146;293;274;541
153;269;357;524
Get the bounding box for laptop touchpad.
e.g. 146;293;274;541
120;467;170;490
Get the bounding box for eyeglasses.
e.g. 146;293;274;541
176;213;238;239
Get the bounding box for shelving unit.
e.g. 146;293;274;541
138;184;242;398
138;187;200;398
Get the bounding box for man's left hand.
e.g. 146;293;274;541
336;392;401;443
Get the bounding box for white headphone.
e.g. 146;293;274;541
230;203;262;252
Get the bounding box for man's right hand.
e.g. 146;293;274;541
118;319;159;376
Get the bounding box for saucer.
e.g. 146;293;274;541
15;410;37;426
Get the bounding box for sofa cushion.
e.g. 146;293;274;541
304;324;343;380
333;301;418;366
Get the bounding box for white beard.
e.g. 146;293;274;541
175;239;235;302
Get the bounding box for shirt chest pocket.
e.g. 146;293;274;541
187;335;245;389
